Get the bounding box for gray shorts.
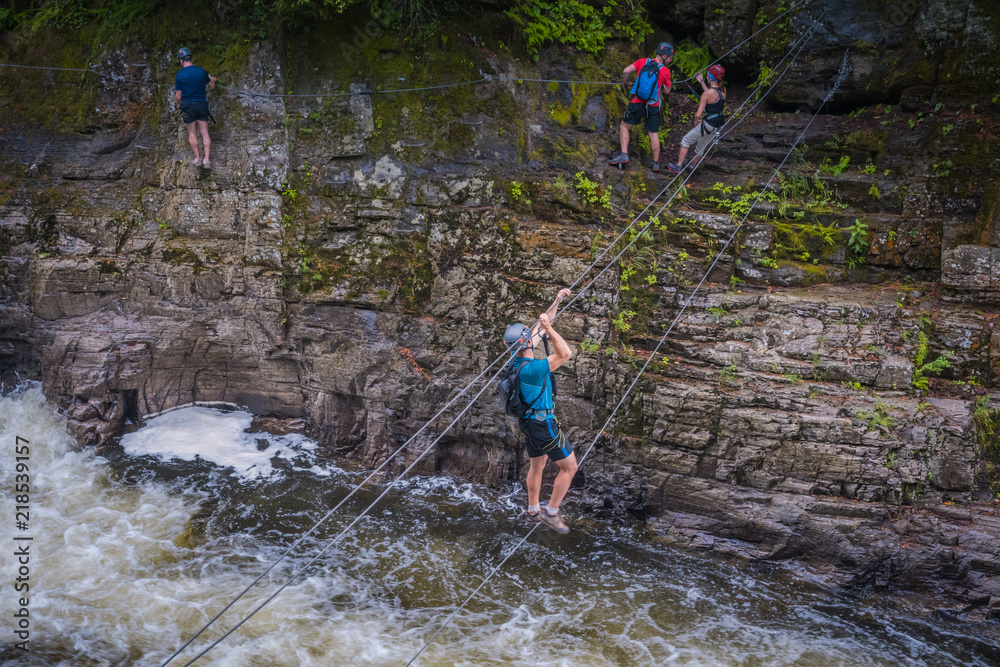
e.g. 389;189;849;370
680;122;719;155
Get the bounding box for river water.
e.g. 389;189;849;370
1;383;997;666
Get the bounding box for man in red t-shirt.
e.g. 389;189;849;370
610;42;674;173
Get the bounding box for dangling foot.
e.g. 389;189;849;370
202;159;212;170
526;509;542;525
650;160;660;173
609;152;629;168
539;507;570;534
192;157;202;167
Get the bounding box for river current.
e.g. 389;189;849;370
1;383;997;666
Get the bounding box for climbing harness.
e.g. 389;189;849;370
164;20;821;664
556;18;820;319
78;6;823;666
404;48;850;667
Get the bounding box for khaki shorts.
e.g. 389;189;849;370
680;122;719;155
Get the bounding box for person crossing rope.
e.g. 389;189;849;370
502;289;577;534
668;64;727;174
609;42;674;173
173;47;217;169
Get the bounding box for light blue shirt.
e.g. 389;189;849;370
517;357;553;412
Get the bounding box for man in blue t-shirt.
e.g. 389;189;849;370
173;47;217;169
503;288;576;534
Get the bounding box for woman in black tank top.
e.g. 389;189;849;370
667;64;727;174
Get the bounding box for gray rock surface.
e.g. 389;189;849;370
2;1;1000;620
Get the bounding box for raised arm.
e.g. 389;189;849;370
695;71;709;93
530;288;571;343
538;313;572;372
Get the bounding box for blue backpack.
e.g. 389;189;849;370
630;59;663;104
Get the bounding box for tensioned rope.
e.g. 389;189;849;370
554;18;818;319
159;75;697;667
162;18;822;666
673;0;810;84
513;0;810;88
403;39;841;667
163;140;697;667
158;196;689;667
0;0;809;99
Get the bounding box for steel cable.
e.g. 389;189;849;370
402;34;839;667
162;17;824;665
0;1;813;100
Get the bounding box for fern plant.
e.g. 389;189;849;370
748;62;774;101
911;331;953;391
672;39;711;80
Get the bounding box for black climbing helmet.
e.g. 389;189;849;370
504;323;531;351
177;47;192;62
657;42;675;58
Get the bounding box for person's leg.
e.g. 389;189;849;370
619;121;632;154
673;124;701;168
527;454;548;508
646;109;661;163
197;120;211;163
547;452;578;511
185;122;200;161
677;145;690;166
689;128;718;170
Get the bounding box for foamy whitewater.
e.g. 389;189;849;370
120;406;329;479
2;384;998;666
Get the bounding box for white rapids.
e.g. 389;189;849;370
1;383;997;667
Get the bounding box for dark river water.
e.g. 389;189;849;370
1;384;998;666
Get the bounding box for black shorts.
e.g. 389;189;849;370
181;100;211;124
622;101;661;133
518;416;573;461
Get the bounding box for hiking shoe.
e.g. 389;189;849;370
651;160;660;173
202;159;212;170
192;157;202;167
526;510;542;525
539;509;570;534
608;152;629;166
667;162;684;174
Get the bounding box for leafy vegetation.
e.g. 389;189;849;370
1;0;164;38
506;0;650;60
856;401;895;430
748;62;773;101
718;363;739;387
672;38;711;80
574;172;611;210
819;155;850;177
911;329;953;391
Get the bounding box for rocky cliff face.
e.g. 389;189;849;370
2;0;1000;616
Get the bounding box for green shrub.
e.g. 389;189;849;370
911;330;953;391
672;39;711;80
748;62;773;101
507;0;612;60
847;218;869;256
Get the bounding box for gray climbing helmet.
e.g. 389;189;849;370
177;47;192;62
504;323;531;350
657;42;675;57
